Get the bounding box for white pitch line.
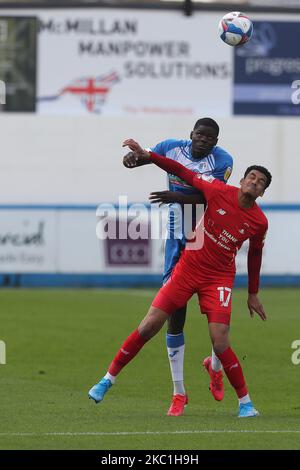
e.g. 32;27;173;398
0;430;300;437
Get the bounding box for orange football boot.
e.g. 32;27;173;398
203;356;224;401
167;394;188;416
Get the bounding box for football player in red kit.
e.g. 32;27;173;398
88;139;272;418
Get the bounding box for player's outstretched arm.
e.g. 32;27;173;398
122;139;152;168
123;151;152;168
123;139;196;185
149;191;205;205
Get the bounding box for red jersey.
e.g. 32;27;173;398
150;152;268;294
181;173;268;277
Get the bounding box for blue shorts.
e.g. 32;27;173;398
163;237;186;284
163;201;195;284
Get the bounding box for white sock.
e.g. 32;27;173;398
173;380;186;396
167;343;186;395
104;372;116;384
238;394;251;405
211;348;222;372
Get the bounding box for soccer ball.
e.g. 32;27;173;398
218;11;253;47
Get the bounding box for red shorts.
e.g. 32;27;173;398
152;261;234;325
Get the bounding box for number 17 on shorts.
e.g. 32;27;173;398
217;286;232;307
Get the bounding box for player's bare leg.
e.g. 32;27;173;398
208;322;259;417
88;306;169;404
166;306;188;416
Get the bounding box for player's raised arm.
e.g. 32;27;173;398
123;139;195;183
122;139;152;168
123;151;153;168
123;139;204;185
123;139;226;200
149;191;205;205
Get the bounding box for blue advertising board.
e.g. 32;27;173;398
234;21;300;116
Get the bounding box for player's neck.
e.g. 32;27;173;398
237;190;255;209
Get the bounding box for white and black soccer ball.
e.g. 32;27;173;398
218;11;253;47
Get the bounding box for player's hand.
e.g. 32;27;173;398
123;152;139;168
122;139;151;166
247;293;267;321
149;191;181;205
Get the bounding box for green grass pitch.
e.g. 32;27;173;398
0;287;299;450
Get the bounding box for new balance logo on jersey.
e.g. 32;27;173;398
217;208;226;216
169;350;179;358
201;174;215;183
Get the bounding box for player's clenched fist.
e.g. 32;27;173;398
122;139;151;167
123;152;139;168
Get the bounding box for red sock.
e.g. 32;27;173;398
217;347;248;398
108;329;148;377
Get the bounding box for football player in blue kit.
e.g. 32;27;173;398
123;118;233;416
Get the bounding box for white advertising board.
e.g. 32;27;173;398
0;210;57;272
235;210;300;275
1;8;232;116
0;207;299;278
36;9;232;116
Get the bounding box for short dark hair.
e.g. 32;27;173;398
244;165;272;189
193;117;219;136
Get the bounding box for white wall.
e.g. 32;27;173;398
0;114;299;204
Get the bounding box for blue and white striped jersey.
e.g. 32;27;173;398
151;139;233;194
150;138;233;282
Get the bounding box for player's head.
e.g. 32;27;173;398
190;118;219;158
240;165;272;199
